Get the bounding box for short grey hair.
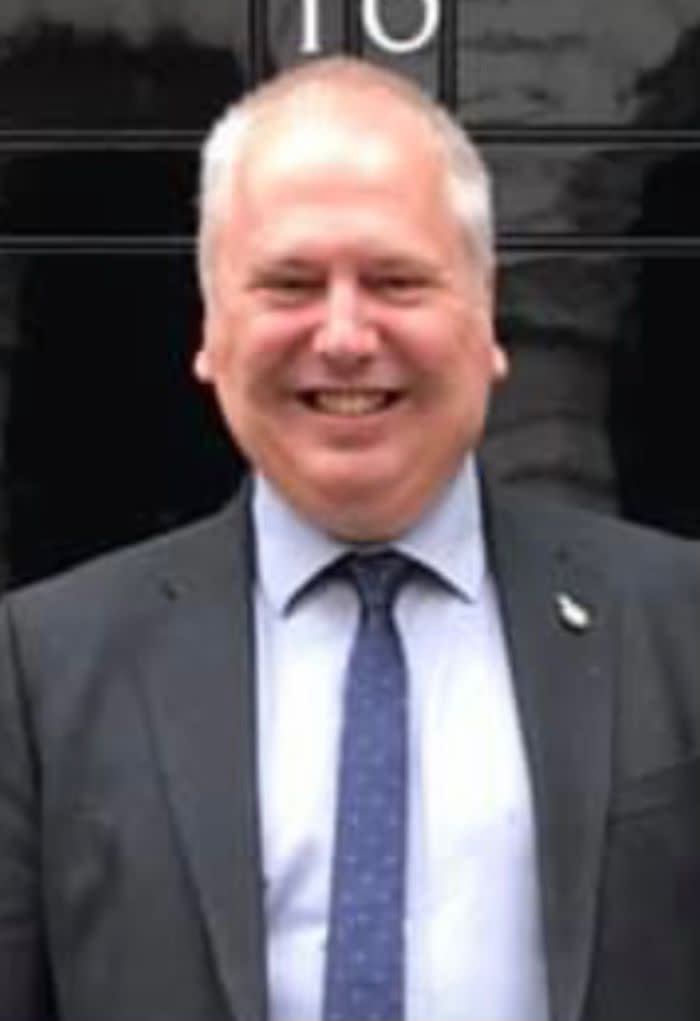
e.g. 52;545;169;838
197;57;494;304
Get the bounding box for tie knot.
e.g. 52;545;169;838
341;551;412;615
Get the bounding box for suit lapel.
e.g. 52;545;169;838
139;493;268;1021
485;480;615;1021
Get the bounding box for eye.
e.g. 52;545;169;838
366;273;431;303
255;274;323;306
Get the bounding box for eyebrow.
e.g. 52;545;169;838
361;255;439;274
248;256;321;275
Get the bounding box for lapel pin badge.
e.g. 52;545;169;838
555;591;591;633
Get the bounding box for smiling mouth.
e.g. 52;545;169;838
300;389;401;416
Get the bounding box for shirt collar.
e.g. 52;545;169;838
253;457;486;614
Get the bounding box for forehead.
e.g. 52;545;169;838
224;98;460;257
247;97;422;179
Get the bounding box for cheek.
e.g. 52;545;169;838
209;337;294;426
203;317;257;384
409;327;490;387
221;317;305;380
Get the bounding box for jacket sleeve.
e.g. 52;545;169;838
0;599;56;1020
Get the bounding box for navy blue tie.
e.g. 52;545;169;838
323;552;411;1021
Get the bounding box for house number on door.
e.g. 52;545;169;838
299;0;441;55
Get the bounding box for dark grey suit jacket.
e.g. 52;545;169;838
1;479;700;1021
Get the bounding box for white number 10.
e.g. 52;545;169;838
300;0;441;55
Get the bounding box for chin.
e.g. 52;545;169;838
262;444;444;539
316;507;402;543
294;477;426;543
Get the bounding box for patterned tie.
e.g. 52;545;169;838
323;551;411;1021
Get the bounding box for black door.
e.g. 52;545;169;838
3;0;700;586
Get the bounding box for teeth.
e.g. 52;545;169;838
312;391;390;415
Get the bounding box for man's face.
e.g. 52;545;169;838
196;99;508;540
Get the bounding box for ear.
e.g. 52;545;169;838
193;310;220;381
491;341;509;381
482;263;508;381
193;345;212;382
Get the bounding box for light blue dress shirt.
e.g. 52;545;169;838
253;458;549;1021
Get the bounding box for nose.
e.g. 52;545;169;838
312;274;378;364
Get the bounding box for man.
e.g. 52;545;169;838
1;56;699;1021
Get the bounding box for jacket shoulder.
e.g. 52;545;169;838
488;482;700;598
4;494;251;640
